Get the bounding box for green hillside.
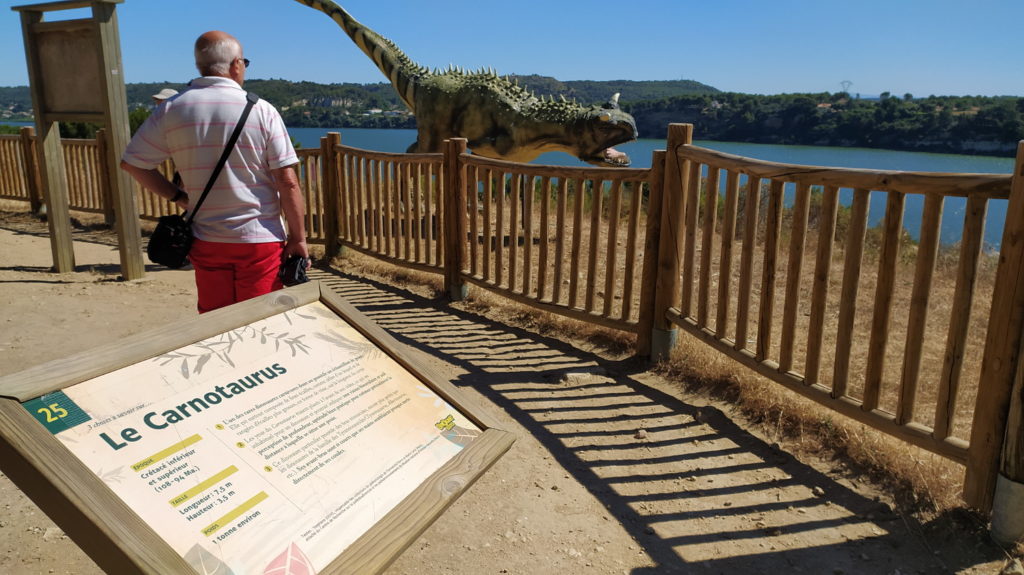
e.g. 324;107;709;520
3;78;1021;156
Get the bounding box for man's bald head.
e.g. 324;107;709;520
194;31;242;77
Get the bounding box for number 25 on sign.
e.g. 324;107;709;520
37;403;69;422
22;392;91;434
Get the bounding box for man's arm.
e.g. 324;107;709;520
272;164;309;262
120;161;187;209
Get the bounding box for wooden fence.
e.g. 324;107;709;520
296;148;327;244
321;126;1022;514
1;127;180;222
321;132;447;273
2;124;1022;515
0;128;39;210
458;149;658;336
650;124;1021;512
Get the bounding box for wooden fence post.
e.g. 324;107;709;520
986;141;1024;543
636;149;666;357
992;360;1024;544
94;129;115;225
37;120;76;273
321;132;342;259
18;126;42;213
966;141;1024;516
443;138;469;301
649;123;693;361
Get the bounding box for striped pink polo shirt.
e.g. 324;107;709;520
123;76;298;243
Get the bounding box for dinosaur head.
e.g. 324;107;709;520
574;94;638;167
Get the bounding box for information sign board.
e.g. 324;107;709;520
0;282;513;574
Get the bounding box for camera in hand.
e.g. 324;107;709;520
279;255;310;287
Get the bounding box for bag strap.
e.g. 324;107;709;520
185;91;260;224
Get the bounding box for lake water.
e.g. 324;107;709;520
290;127;1015;249
289;127;1015;174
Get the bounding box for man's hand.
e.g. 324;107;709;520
173;190;189;211
283;237;310;266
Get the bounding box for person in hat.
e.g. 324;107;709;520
151;88;178;105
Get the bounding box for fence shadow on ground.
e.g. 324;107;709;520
310;265;1001;574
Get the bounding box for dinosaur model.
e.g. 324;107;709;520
292;0;638;166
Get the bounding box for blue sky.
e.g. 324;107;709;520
2;0;1022;97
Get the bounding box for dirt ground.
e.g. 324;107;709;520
0;210;1018;575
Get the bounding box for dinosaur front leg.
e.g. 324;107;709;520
410;124;443;153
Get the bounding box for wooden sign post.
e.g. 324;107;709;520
0;282;514;574
12;0;144;280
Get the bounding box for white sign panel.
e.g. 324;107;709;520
32;301;481;574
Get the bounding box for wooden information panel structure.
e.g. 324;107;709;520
0;282;514;574
13;0;144;279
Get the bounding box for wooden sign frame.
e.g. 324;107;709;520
0;281;514;574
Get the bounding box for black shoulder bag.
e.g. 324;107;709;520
147;91;260;268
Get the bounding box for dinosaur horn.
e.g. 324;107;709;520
601;93;621;110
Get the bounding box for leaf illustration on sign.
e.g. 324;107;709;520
282;307;317;323
263;542;315;575
152;323;312;373
314;330;379;359
441;425;480;448
310;306;338;320
194;354;212;375
184;543;234;575
95;466;125;484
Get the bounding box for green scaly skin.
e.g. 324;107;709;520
292;0;638;166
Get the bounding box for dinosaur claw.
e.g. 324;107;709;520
602;147;631;167
581;147;631;167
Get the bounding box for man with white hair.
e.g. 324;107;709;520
121;31;308;313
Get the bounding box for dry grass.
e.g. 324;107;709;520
658;336;971;514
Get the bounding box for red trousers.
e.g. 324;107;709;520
189;239;284;313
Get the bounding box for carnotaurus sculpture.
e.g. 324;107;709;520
293;0;639;166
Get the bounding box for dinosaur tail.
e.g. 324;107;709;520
293;0;422;111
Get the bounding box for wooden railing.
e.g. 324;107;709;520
457;151;658;336
61;138;106;216
321;132;447;273
2;124;1022;515
1;127;180;221
296;148;327;244
322;135;661;337
651;124;1020;510
0;130;38;208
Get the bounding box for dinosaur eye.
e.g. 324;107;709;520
598;113;612;122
